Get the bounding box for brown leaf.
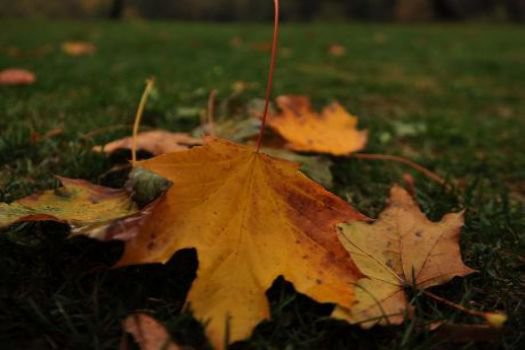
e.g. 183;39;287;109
333;185;475;327
122;313;181;350
94;130;203;156
0;68;36;85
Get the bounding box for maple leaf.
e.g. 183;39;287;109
266;95;367;155
333;185;475;327
0;177;137;239
94;130;203;155
0;68;36;85
123;313;181;350
117;138;367;348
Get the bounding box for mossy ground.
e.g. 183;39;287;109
1;20;524;349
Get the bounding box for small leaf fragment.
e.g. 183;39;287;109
122;313;181;350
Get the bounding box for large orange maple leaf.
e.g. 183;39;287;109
117;138;366;348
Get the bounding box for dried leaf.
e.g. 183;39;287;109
333;185;474;327
117;138;366;348
122;313;181;350
0;177;137;236
267;96;367;155
61;41;96;56
94;130;203;155
0;68;36;85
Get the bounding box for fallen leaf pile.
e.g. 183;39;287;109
334;185;475;326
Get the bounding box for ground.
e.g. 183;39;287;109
0;20;524;349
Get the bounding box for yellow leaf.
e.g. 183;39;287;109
334;185;474;327
267;95;367;155
0;177;137;239
117;138;367;348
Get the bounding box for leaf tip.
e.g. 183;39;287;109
484;312;507;328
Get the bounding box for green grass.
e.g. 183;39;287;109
1;20;524;349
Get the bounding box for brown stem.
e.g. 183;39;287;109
255;0;280;152
422;290;485;318
81;124;132;140
352;153;446;186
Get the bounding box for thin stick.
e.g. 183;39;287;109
207;89;217;136
131;78;155;165
255;0;280;152
423;290;507;328
80;124;131;140
422;290;485;318
352;153;446;185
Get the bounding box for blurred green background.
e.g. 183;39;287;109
1;0;525;22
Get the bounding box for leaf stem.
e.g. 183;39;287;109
422;290;484;317
255;0;280;152
422;289;507;327
352;153;446;185
131;78;155;165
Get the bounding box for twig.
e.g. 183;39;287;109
422;290;507;328
255;0;280;152
423;290;484;317
352;153;446;186
80;124;132;140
